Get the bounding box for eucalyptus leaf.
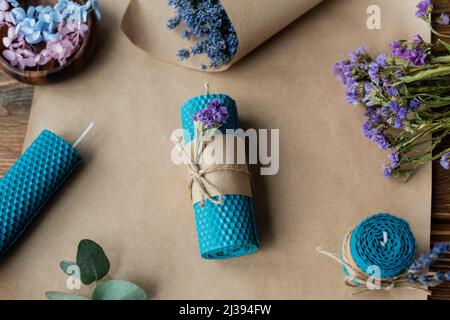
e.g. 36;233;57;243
92;280;148;300
59;260;78;276
45;292;89;300
76;239;110;285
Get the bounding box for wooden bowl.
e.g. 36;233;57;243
0;0;97;85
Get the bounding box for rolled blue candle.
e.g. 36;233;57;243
344;213;417;281
180;94;260;260
0;130;82;257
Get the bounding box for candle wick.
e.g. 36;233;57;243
381;231;388;247
204;82;210;95
73;122;95;149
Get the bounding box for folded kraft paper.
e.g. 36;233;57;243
121;0;323;71
0;0;431;299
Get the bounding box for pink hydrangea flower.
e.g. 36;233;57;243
2;22;89;70
1;0;97;70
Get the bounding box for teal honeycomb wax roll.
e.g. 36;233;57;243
0;130;82;257
180;94;260;260
342;214;417;286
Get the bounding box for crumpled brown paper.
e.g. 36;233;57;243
0;0;431;299
121;0;323;71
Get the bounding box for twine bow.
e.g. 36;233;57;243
173;135;251;207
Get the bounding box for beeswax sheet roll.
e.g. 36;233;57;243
180;94;260;259
0;130;82;257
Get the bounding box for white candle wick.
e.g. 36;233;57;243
73;122;95;149
380;231;388;247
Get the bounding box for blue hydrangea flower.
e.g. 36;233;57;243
5;0;101;45
89;0;101;20
6;0;18;8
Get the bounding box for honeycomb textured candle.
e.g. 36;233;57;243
346;213;417;280
0;130;82;257
180;94;260;259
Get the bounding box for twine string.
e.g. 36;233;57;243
316;229;430;295
173;135;251;207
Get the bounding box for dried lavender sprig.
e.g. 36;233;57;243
167;0;239;70
408;243;450;287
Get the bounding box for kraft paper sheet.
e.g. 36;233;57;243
121;0;323;71
0;0;431;299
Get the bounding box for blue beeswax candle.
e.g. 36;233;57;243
0;130;82;257
343;213;417;285
180;94;260;260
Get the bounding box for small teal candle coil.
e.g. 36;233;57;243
345;213;417;281
180;94;260;260
0;130;82;257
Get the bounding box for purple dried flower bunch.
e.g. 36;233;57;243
193;99;229;129
0;0;100;70
167;0;239;70
334;2;450;179
408;242;450;287
192;99;229;162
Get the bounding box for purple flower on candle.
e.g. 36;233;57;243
193;99;229;129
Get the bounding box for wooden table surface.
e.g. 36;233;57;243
1;1;450;300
